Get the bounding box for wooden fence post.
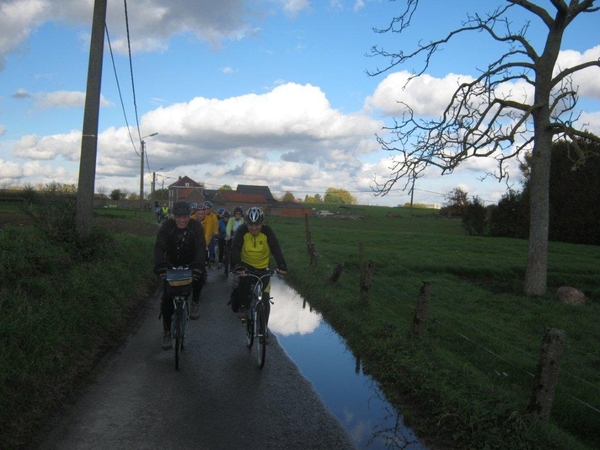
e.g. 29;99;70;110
330;263;345;282
526;328;566;423
411;281;431;339
304;213;319;266
360;260;375;303
359;243;374;303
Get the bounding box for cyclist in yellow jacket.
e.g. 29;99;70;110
202;201;219;263
230;207;288;330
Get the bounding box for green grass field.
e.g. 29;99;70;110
1;203;598;449
268;205;600;449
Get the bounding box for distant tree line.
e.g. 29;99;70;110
281;188;357;205
448;139;600;246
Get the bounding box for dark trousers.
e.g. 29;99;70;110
217;237;226;263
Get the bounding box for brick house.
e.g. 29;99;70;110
167;176;205;209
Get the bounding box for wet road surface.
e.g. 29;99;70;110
33;272;356;450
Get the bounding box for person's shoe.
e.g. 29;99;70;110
190;301;200;320
238;304;247;322
162;332;173;350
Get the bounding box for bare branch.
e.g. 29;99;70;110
551;59;600;89
368;0;600;201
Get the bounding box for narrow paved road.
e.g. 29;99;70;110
33;270;356;450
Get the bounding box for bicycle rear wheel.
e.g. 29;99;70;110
255;302;266;368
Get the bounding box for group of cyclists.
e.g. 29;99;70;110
153;200;288;350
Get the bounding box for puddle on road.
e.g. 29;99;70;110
268;276;427;450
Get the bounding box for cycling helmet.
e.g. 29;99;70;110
172;201;190;216
217;207;225;215
233;206;243;215
223;210;231;218
245;206;264;225
203;201;212;209
189;202;198;210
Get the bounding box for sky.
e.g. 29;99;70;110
0;0;599;207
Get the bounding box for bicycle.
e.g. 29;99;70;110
222;239;231;277
165;267;192;371
234;267;274;369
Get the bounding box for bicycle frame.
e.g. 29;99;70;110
166;267;192;371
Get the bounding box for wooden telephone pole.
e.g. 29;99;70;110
75;0;107;239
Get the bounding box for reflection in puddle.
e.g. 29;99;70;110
269;276;426;450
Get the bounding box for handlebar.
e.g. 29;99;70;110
233;266;275;277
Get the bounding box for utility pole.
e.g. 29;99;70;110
139;133;158;212
151;167;165;207
75;0;107;239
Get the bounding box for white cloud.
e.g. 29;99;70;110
142;82;382;164
279;0;311;17
557;45;600;99
13;131;82;160
0;0;50;70
364;71;475;117
577;111;600;136
36;91;112;109
0;158;24;178
0;0;291;63
12;89;112;109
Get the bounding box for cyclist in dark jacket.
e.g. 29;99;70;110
154;201;206;349
230;206;287;331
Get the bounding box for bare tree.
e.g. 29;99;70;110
369;0;600;295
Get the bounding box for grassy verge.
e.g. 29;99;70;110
0;218;156;450
268;207;600;450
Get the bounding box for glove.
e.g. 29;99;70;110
154;262;168;277
233;265;247;275
192;268;205;281
189;261;205;280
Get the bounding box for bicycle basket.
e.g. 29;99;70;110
166;269;193;287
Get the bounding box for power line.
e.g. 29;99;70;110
105;24;138;156
123;0;142;143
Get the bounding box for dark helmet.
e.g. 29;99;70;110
217;207;225;215
203;201;212;209
245;206;264;225
173;201;190;216
223;210;231;218
233;206;243;215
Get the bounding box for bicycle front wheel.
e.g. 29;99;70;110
223;247;230;277
255;302;266;369
174;310;184;371
245;307;254;348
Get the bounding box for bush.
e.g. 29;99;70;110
461;196;488;236
489;189;529;239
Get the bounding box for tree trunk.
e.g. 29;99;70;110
523;13;565;297
524;131;551;296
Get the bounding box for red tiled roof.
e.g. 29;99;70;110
216;191;267;203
